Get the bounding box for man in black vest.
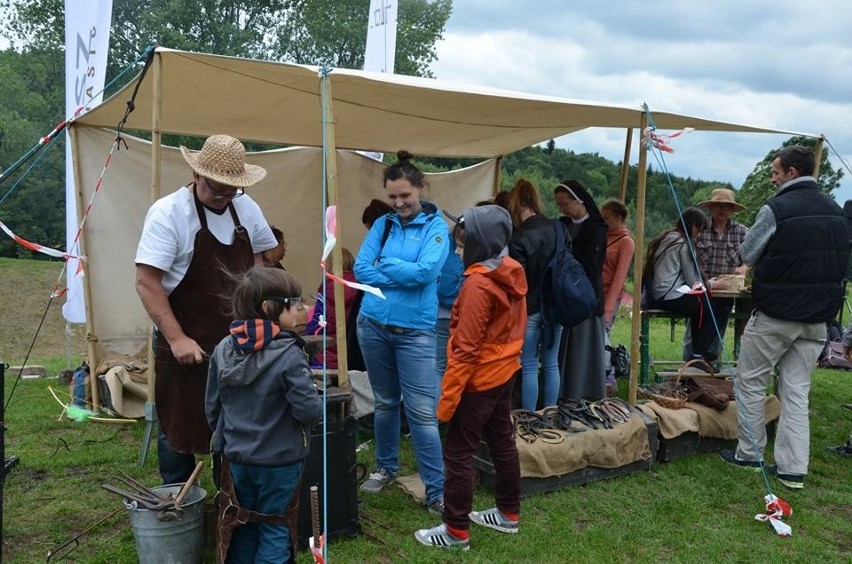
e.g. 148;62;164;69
720;145;849;490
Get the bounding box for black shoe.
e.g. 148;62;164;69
766;465;805;490
720;448;762;471
826;444;852;457
842;403;852;411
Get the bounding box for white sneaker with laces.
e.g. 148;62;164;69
414;523;470;550
469;507;519;533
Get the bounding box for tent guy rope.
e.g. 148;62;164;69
641;103;793;537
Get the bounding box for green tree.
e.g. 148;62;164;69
738;136;844;225
1;0;452;77
0;48;66;258
0;0;452;258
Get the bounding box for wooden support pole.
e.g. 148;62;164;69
321;73;349;389
619;128;633;202
147;52;163;408
69;125;100;408
628;115;648;405
813;135;825;179
493;156;503;195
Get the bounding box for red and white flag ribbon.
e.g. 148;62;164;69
0;219;84;261
320;205;337;267
754;494;793;537
642;126;694;153
325;272;386;300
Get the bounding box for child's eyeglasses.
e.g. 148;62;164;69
264;296;302;307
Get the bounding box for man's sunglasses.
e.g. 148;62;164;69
204;177;245;199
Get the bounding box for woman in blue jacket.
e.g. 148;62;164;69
354;151;449;514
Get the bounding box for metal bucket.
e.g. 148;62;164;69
126;484;207;564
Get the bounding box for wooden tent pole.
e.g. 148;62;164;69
619;129;633;202
813;135;825;178
493;156;503;195
147;50;163;408
69;126;100;408
321;73;349;389
628;114;648;405
138;51;162;466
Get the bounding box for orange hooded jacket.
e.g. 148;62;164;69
437;255;528;422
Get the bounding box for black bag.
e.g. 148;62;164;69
346;219;394;371
607;344;630;378
542;220;597;328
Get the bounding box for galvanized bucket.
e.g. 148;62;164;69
126;484;207;564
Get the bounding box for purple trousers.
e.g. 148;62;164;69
443;376;520;531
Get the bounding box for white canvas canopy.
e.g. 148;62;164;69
76;49;807;156
69;47;818;403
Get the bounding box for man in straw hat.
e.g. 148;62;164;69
682;188;749;362
720;145;849;490
696;188;749;279
135;134;278;484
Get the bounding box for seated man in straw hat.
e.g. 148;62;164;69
682;188;749;362
135;134;278;484
696;188;749;279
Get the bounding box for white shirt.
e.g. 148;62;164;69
135;185;277;293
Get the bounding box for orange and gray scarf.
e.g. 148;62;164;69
229;319;280;352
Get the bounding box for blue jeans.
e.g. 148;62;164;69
157;429;196;485
228;460;303;564
435;317;451;380
357;316;444;504
520;311;563;411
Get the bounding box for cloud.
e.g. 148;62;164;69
432;2;852;202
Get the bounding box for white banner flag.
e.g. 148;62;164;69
361;0;398;161
365;0;398;73
63;0;113;323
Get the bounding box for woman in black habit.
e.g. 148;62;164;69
553;180;608;400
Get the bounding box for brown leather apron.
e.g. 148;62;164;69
154;187;254;453
215;458;300;564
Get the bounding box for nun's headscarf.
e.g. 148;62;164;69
555;179;603;221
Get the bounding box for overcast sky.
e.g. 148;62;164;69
431;0;852;203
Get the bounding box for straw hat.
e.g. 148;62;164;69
698;188;745;211
180;134;267;187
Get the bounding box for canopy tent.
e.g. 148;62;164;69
76;48;806;155
69;47;819;405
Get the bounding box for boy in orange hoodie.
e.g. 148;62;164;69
415;205;528;550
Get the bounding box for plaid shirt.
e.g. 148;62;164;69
696;220;749;278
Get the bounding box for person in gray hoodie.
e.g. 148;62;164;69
206;267;322;563
415;205;528;551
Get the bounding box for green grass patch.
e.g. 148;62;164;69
1;259;850;562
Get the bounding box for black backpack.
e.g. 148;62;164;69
346;217;394;371
542;220;597;328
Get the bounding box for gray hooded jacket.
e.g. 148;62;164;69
206;332;322;466
461;205;512;269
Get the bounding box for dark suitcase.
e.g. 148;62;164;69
296;416;360;546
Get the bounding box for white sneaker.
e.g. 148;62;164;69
414;523;470;550
469;507;519;533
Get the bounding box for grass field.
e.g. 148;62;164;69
1;257;851;562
